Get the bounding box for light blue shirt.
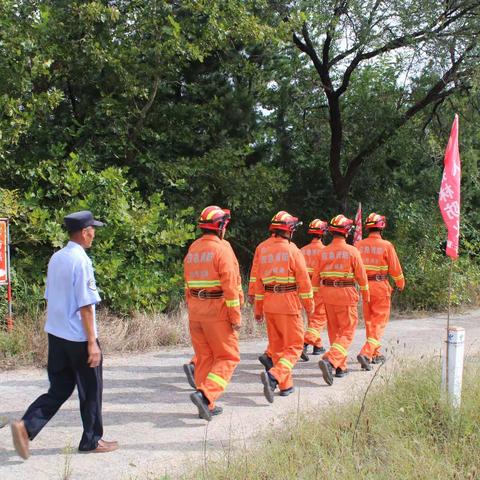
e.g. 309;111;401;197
44;241;101;342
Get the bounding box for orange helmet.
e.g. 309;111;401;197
328;214;354;236
198;205;231;232
269;211;302;233
308;219;328;236
365;213;386;230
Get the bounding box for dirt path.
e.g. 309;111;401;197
1;310;479;479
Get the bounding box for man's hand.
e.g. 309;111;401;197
231;323;241;332
248;295;255;305
255;314;264;324
87;341;101;368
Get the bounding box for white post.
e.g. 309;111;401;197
442;326;465;408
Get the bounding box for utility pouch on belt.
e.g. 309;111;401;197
367;274;388;281
190;289;224;299
264;284;297;293
321;279;355;287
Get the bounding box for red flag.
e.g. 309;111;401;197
439;114;461;259
354;202;362;245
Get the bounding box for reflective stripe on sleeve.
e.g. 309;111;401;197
332;343;348;356
225;298;240;308
299;291;314;299
249;277;256;283
207;372;228;389
312;287;320;293
278;357;294;370
359;284;369;291
255;294;265;301
392;274;404;281
307;267;314;273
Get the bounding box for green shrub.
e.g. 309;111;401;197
391;200;480;310
1;155;195;315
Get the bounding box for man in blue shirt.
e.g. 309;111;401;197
10;211;118;459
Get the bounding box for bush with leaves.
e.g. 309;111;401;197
1;156;195;316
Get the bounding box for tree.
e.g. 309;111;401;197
278;0;480;207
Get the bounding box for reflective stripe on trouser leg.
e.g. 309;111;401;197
194;319;240;408
304;299;327;347
323;304;358;370
360;296;391;359
266;312;304;390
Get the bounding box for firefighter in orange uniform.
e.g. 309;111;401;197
300;220;328;361
313;215;369;385
254;211;314;402
356;213;405;370
183;206;242;420
183;237;244;390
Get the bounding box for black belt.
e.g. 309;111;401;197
190;289;224;299
321;279;355;287
264;284;297;293
368;274;388;281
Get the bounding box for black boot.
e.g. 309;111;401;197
318;359;334;385
279;387;295;397
210;406;223;416
258;354;274;371
183;363;196;389
300;344;310;362
312;346;326;355
357;354;372;371
260;371;277;403
372;355;386;364
190;390;212;421
335;367;348;378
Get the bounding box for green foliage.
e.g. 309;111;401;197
0;0;479;316
391;201;480;310
2;159;195;314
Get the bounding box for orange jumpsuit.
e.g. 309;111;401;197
356;232;405;360
312;237;369;371
189;239;243;369
301;239;327;348
184;234;242;409
254;236;314;390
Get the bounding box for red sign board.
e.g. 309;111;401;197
0;220;7;285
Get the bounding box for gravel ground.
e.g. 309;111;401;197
1;309;479;479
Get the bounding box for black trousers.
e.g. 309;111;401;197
22;333;103;451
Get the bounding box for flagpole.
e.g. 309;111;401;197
439;113;462;408
445;257;453;398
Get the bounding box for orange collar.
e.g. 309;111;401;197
331;237;347;246
200;234;222;244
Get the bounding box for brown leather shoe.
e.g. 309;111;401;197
99;439;119;448
90;439;119;453
11;420;30;460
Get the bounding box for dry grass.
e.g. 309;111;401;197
0;303;264;369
